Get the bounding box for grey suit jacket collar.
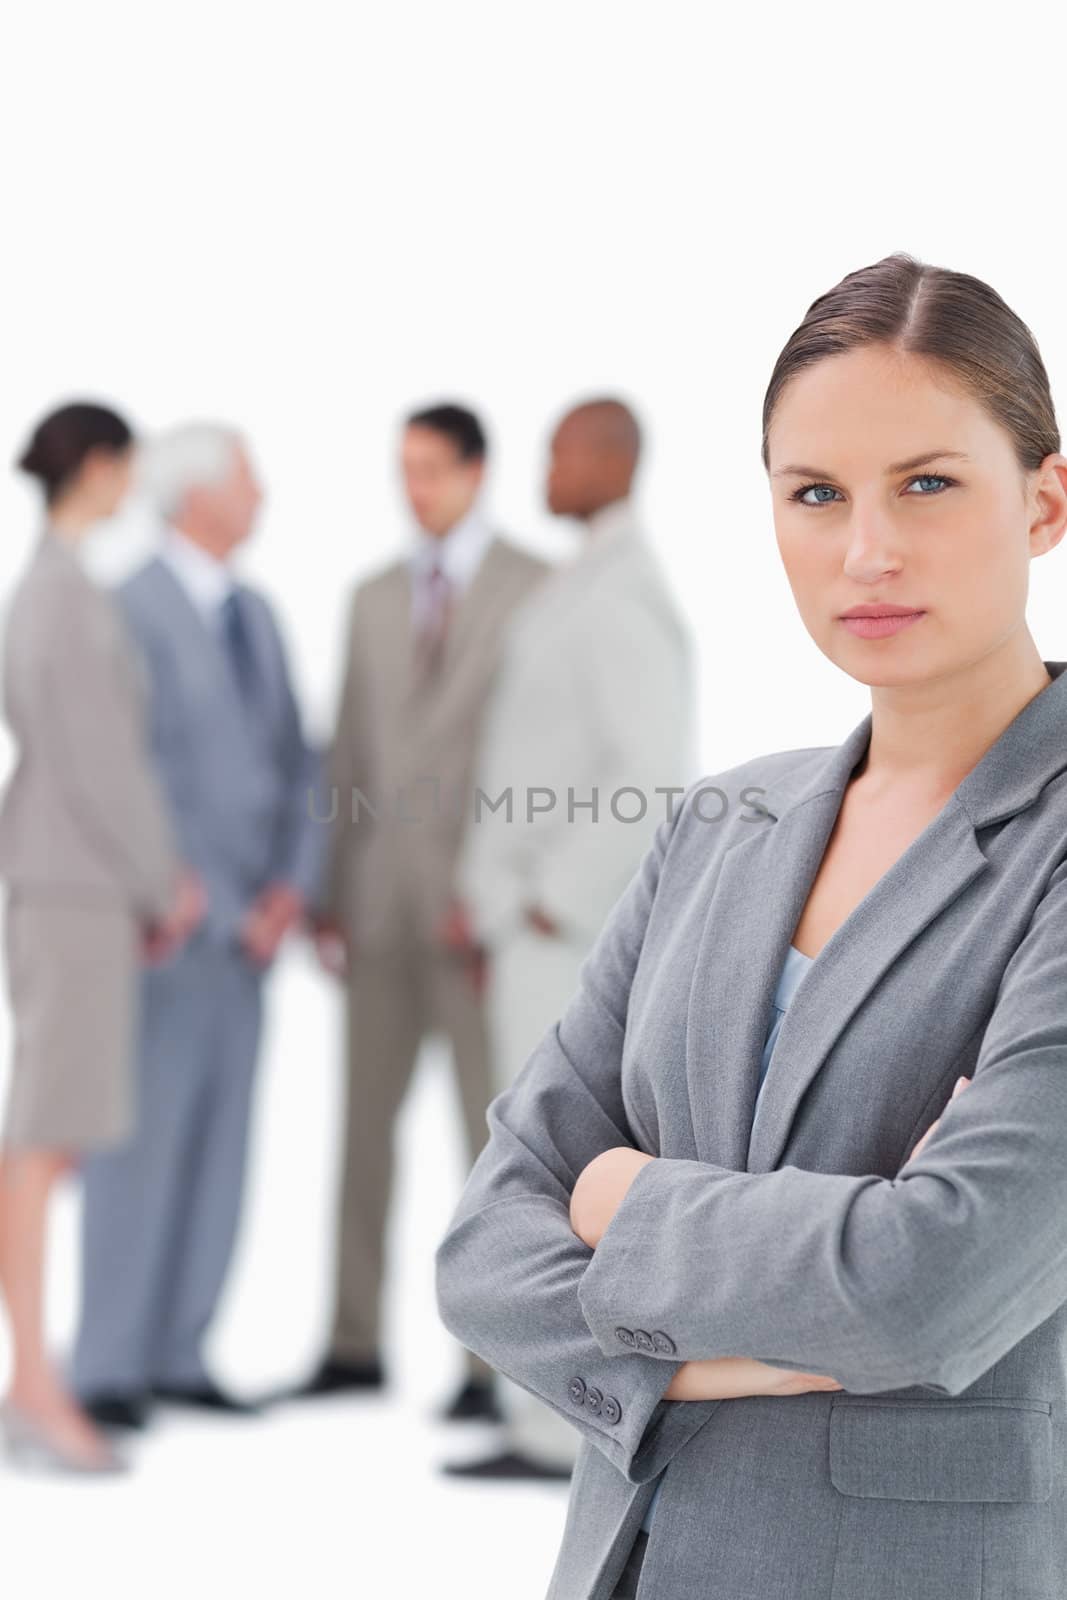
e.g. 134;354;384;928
689;659;1067;1177
761;659;1067;828
34;525;90;580
138;553;249;649
129;556;274;743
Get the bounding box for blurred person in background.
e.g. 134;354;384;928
0;402;203;1474
297;403;549;1418
71;423;324;1430
444;397;693;1480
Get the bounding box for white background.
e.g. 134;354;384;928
1;2;1066;1595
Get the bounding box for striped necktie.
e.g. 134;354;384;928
414;559;453;678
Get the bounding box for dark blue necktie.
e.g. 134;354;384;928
220;590;259;703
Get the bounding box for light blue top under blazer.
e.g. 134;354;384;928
641;941;815;1532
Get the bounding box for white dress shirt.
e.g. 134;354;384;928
159;524;235;626
409;505;494;629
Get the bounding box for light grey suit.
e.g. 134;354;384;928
0;530;176;1149
458;507;694;945
73;555;323;1395
457;506;693;1465
438;658;1067;1600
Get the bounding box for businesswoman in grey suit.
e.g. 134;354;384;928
438;252;1067;1600
0;403;200;1474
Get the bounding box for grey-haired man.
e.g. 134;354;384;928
72;424;323;1428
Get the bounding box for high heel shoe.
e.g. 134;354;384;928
0;1401;128;1476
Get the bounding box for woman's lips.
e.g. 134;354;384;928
840;610;926;640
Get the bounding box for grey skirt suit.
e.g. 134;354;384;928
0;530;176;1150
437;659;1067;1600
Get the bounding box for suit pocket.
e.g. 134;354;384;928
829;1397;1053;1503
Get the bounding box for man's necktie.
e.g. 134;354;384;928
220;590;259;704
414;560;453;679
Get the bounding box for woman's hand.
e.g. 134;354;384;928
657;1077;974;1404
903;1075;971;1166
142;867;207;965
570;1146;654;1248
571;1149;846;1401
663;1356;845;1401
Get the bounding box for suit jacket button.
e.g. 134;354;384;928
651;1330;677;1355
602;1396;622;1425
615;1327;636;1348
634;1329;655;1353
585;1385;603;1416
568;1376;587;1406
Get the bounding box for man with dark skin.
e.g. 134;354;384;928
447;396;693;1479
527;400;644;936
447;399;644;952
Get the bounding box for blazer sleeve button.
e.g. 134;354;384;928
585;1385;604;1416
615;1327;636;1348
568;1376;587;1406
602;1396;622;1425
634;1329;655;1353
651;1330;677;1355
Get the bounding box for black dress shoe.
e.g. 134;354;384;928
80;1392;152;1432
439;1377;503;1423
289;1357;385;1398
151;1382;263;1415
441;1448;572;1482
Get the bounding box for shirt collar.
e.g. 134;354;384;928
584;495;640;547
160;524;235;619
568;495;642;569
410;504;494;592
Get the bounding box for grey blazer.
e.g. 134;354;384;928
0;530;175;920
437;657;1067;1600
116;556;324;944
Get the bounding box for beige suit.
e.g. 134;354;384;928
457;502;694;1462
0;530;177;1149
321;532;549;1369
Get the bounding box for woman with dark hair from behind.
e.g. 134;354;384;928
0;402;204;1473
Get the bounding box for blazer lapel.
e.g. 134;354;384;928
687;660;1067;1175
686;716;875;1173
741;791;988;1174
439;536;513;668
143;558;257;737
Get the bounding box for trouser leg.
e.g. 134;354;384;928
72;941;216;1396
331;946;425;1363
153;951;263;1388
426;947;494;1384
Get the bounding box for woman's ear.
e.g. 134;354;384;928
1026;452;1067;557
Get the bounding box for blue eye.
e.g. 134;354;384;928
789;473;957;507
904;474;953;495
791;483;842;506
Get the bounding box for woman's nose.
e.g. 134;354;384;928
841;506;905;580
